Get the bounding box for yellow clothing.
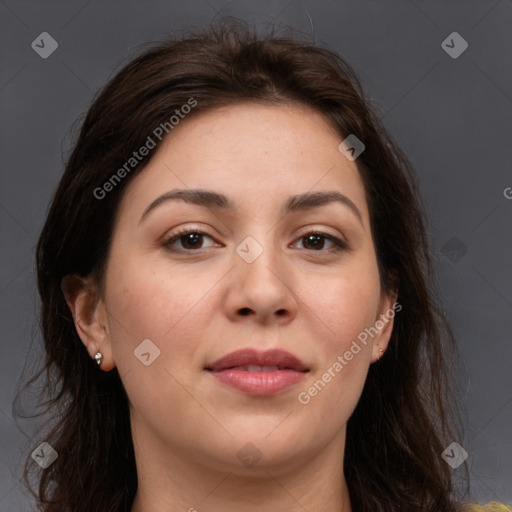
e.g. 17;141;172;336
463;503;512;511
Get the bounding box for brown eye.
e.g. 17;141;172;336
163;230;216;252
301;234;328;250
294;231;348;253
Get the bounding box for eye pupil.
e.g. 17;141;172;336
182;233;202;249
304;234;324;250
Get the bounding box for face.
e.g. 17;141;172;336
75;102;396;474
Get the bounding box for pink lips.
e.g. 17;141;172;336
205;348;309;396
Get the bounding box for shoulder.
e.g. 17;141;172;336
462;502;512;512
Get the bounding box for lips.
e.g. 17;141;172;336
205;348;309;396
205;348;309;373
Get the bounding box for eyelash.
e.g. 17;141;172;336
162;227;348;254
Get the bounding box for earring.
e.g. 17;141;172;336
378;348;384;359
94;351;103;366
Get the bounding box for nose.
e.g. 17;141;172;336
223;236;299;325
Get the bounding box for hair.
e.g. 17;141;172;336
13;17;474;512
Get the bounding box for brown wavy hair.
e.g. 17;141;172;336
14;18;471;512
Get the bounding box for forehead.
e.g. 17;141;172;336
172;101;345;165
117;101;370;227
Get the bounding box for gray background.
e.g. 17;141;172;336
1;0;511;509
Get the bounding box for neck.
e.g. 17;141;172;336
130;427;352;512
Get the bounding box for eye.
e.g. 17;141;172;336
162;227;348;254
292;230;348;253
163;228;217;252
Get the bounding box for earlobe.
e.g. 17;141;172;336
371;285;399;363
61;274;114;371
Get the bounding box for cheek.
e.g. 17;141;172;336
103;258;211;426
106;258;187;335
297;261;380;418
298;282;375;433
103;254;224;372
309;264;381;347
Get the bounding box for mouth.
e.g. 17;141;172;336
217;365;303;372
205;348;309;372
205;348;309;396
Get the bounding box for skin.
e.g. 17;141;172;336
63;101;397;512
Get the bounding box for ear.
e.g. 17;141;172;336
370;278;400;364
61;274;115;371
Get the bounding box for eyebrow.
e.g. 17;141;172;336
139;188;364;225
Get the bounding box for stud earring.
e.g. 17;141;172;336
378;348;384;359
94;351;103;366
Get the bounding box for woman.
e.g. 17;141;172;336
16;19;510;512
